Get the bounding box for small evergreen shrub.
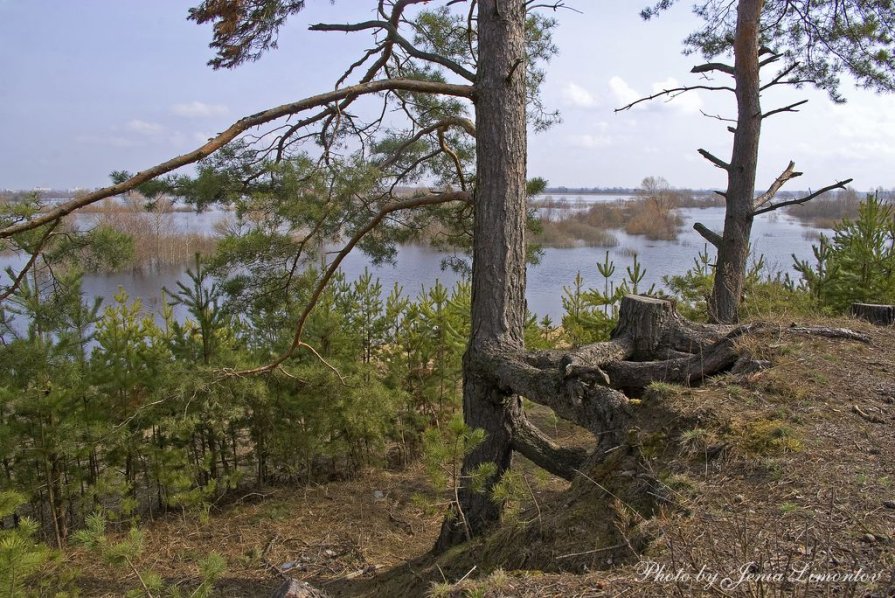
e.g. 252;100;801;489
794;193;895;312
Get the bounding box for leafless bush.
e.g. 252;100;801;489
531;219;619;247
786;187;861;228
534;176;691;243
89;195;217;271
624;197;684;241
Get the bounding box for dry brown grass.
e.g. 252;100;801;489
87;196;217;270
532;196;688;246
367;320;895;597
786;188;862;229
573;201;629;230
55;320;895;597
532;220;619;248
623;198;684;241
64;466;445;597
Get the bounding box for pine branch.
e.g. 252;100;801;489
377;117;476;170
0;220;59;301
227;190;472;378
761;99;809;119
754;179;854;216
0;79;474;240
753;161;802;210
693;222;723;248
691;62;735;75
614;83;735;112
309;20;476;82
698;148;731;170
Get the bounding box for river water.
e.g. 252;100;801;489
2;196;827;321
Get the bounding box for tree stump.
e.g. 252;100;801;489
476;294;870;484
851;303;895;326
612;295;677;360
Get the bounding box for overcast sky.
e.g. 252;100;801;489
2;0;894;192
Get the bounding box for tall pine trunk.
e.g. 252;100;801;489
710;0;763;324
435;0;527;551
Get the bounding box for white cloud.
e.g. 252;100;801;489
608;76;641;109
84;120;201;148
562;82;599;109
76;134;139;148
166;131;190;146
569;133;612;149
608;76;704;114
126;119;165;135
831;105;895;142
784;101;895;167
797;138;895;161
651;77;703;114
171;101;229;118
567;122;612;148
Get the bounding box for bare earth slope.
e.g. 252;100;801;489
66;317;895;597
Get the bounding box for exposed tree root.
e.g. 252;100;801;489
509;414;588;481
472;295;872;481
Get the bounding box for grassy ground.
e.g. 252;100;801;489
60;316;895;597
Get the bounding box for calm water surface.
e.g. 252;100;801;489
2;199;826;321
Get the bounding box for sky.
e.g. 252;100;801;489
2;1;895;192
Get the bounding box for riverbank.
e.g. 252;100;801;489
57;314;895;596
0;206;830;323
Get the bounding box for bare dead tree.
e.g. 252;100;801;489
622;0;895;323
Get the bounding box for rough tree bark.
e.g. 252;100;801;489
710;0;763;324
622;1;856;326
852;303;895;326
434;0;528;551
458;295;870;484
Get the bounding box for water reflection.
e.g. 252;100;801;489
1;202;828;321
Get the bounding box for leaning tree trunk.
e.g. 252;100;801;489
434;0;528;552
710;0;763;324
